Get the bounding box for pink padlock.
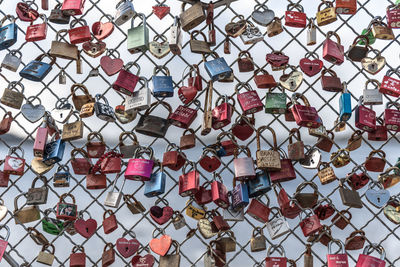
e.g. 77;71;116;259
124;147;154;181
356;244;386;267
112;62;140;96
327;240;349;267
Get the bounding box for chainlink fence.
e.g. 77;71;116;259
0;0;399;266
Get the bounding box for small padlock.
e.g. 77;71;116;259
368;118;387;141
384;102;400;131
371;16;395;40
53;165;70;187
307;19;317;45
49;3;70;24
233;146;256;181
70;148;92;175
1;81;24;110
37;244;55;266
380;69;400;97
294;182;319;209
355;96;376;132
1;50;22;72
169;100;200;129
169;16;183;55
180;1;205;31
291;93;321;128
172;211;186;230
365;150;386;172
204;52;232;81
180;129;196;150
317;1;337;26
321;69;342;92
287;128;305;160
0;15;18;50
235;82;263;114
43;134;65;166
125;147;154;181
13;193;41;224
246;196;271;223
102;243;115;267
336;0;357;14
250;227;267;252
256;126;281;170
267;17;283;37
62;0;86;15
299;208;323;237
363;79;383;105
56;193;78;221
331;210;352;230
102;210;118;234
348;35;370;62
124;76;151;112
231;178;249;211
266;207;290;239
212;95;235;130
62;112;84;141
3;146;25;176
70;245;86;267
124;194;146;214
127;13;149;53
330;148;350;168
318;162;337;185
240;20;263;45
179;161;199;197
316;130;335;153
68;18;91;44
211;173;230;209
339;82;352;122
216;230;236;253
189;30;211;54
265;244;287;266
237;51;255;72
345;230;366;250
247;170;271;198
112;62;140;96
26;175;48;205
114;0;135;26
339;179;363;208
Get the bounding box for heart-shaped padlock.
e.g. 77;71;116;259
384;199;400;224
149;204;174;225
152;4;170;20
16;2;39;21
314;200;335;220
100;50;124;76
231;116;255;141
299;147;321;169
251;4;275;26
299;53;323;77
82;41;107;58
366;181;390;208
116;237;140;258
149;231;172;256
52;98;73;124
131;254;155;267
21;96;45;123
92;15;114;40
149;36;170;59
199;155;221;173
361;49;386;75
0;199;8;222
31;157;54;175
198;218;217;239
74;214;97;238
280;69;303;92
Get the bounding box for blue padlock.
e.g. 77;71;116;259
43;137;65;165
0;15;17;50
339;82;352;122
231;178;249;211
204;53;232;81
19;54;56;82
53;165;70;187
203;144;226;157
152;65;174;98
247;170;272;198
144;165;166;197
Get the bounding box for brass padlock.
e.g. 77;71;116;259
62;112;84;141
13;193;41;224
50;29;79;60
216;230;236;253
250;227;267;252
190;30;211;54
294;181;319;209
330;149;350;168
256;126;281;170
124;194;146;214
159;240;181;267
339;179;363;208
318;162;336;185
371;16;395;40
316;1;337;26
346;130;363;151
267;17;283;37
180;2;205;32
37;244;55;266
1;81;25;110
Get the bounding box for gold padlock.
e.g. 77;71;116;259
79;102;95;118
124;194;146;214
330;149;350;168
318;162;337;185
316;1;337;26
13;193;41;224
37;244;55;266
62;112;84;141
267;17;283;37
216;230;236;253
1;81;25;110
180;2;205;32
371;17;395;40
250;227;267;252
186;199;206;220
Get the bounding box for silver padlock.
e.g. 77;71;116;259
124;76;151;112
89;67;100;77
114;0;136;26
307;19;316;46
169;16;183;55
58;70;66;84
266;207;290;240
1;50;22;72
223;204;245;221
363;79;383;105
104;174;126;208
240;21;263;45
94;94;116;122
172;211;186;230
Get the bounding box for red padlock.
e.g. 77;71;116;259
265;245;288;267
217;132;238;157
169;100;200;129
179;162;200;197
235;82;263;115
380;69;400;97
162;143;178;169
254;69;277;89
187;64;203;91
212;95;235;130
0;160;10;187
211;173;230;209
70;245;86;267
246;196;270;223
86;132;106;158
387;4;400;29
102;210;118;234
99;151;122;174
291;93;321;128
321;69;343;92
266;51;289;71
336;0;357;14
199;148;221;173
68;19;91;44
345;230;366;250
231;115;255;141
194;181;213;205
112;62;140;96
299;209;323;237
0;112;13;135
237;51;255;72
3;147;25;176
178;68;198;105
33;121;49;158
285;3;307;28
327;240;349;267
384;102;400;131
346;166;370;190
269;158;296;183
62;0;86;15
368;118;387;141
211;210;230;231
276;187;301;219
86;172;106;189
323;31;344;65
364;150;386;172
70;149;92;175
16;2;40;22
331;210;352;230
285;101;295;122
25;14;48;42
102;243;115;267
355;96;376;132
356;244;386;267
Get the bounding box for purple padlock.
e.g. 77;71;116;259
231;179;249;211
124;147;154;181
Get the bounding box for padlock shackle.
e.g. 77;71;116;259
31;175;48;188
7;81;25;94
119;131;138;145
103;209;115;220
182;160;196;174
72;245;85;253
59;193;76;204
215;94;235;108
190;30;208;42
0;225;10;241
326;31;341;44
133;146;154;160
266;244;286;257
8;146;25;159
256;126;278;151
0;15;16;26
233;145;252;158
328;239;345;254
42;243;55;254
70;148;89;160
365;79;381;90
234;82;254;94
288;128;301;144
352;34;369;46
130;13;146;29
287;3;304;12
124;61;141;75
367;149;386;159
70;18;88;29
103;242;114;252
318;0;334;11
144;101;172;117
291;93;310;107
363;244;386;260
295;181;318;194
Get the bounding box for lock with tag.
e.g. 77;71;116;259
62;112;84;141
13;193;41;224
336;0;357;14
384;102;400;131
235;82;263;114
53;165;70;187
113;62;140;96
247;196;271;223
68;18;91;44
70;148;91;175
169;16;182;55
318;162;337;185
25;14;48;42
285;3;307;27
250;227;267;252
102;210;118;234
125;147;154;181
26;175;48;205
323;31;344;65
355;96;376;132
70;245;86;267
317;1;337;26
127;13;149;53
1;50;22;72
287;128;305;160
294;182;319;209
339;179;363;208
124;76;151;112
56;193;77;221
365;150;386;172
327;239;349;267
19;53;56;82
255;126;281;170
380;69;400;97
371;16;394;40
265;244;287;266
37;244;55;266
179;161;199;197
0;15;17;50
135;101;172;138
114;0;135;26
247;170;271;198
267;17;283;37
356;244;386;267
348;35;370;62
124;194;145;214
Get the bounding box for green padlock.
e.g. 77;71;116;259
265;86;287;114
42;209;64;235
357;29;376;45
127;13;149;54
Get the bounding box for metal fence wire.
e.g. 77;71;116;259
0;0;399;266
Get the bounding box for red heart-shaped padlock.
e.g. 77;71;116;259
92;21;114;40
152;5;170;20
178;86;197;105
16;2;39;21
74;218;97;238
166;153;186;171
116;238;140;258
131;254;155;267
149;235;172;256
100;56;124;76
199;156;221;172
347;173;369;190
314;204;335;220
299;58;323;77
231;119;254;141
149;206;174;225
82;41;107;58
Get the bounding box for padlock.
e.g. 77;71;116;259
307;18;317;45
237;51;254;72
0;112;12;136
365;150;386;172
339;82;352;122
339;179;363;208
254;69;277;89
117;131;139;159
327;239;349;267
62;0;86;15
321;69;342;92
149;35;170;59
186;199;206;220
104;174;125;208
231;114;255;141
179;161;199;197
194;181;212;205
204;52;232;81
113;62;140;96
317;1;337;26
189;30;211;54
199;148;221;173
240;20;263;45
212;95;235;130
356;244;386;267
266;51;289;71
13;193;41;224
50;29;79;61
363;79;383;105
288;128;305;160
0;15;17;50
348;35;370;62
316;130;335;152
125;147;154;181
19;53;56;82
85;132;106;159
298;145;322;169
269;153;297;183
37;244;55;266
70;83;94;112
285;3;307;28
62;112;84;141
380;69;400;97
43;134;65;166
336;0;357;14
124;76;151;112
368;118;387;141
124;194;146;214
158;240;181;267
33;117;49;158
216;132;238;157
231;178;249;211
70;148;92;175
180;1;205;32
114;0;135;26
25;14;48;42
225;14;247;37
233;146;256;181
346;166;370;190
371;17;394;40
250;227;267;252
265;244;287;266
49;3;70;24
294;182;319;209
1;50;22;72
102;210;118;234
68;18;91;44
86;170;106;190
1;81;24;110
256;126;281;170
172;211;186;230
180;128;196;150
387;4;400;28
246;196;271;223
0;161;10;187
152;65;174;98
267;17;283;37
345;230;366;250
169;16;183;55
331;210;352;230
291;93;321;128
330;148;350;168
235;82;263;115
162;143;184;170
135;101;172;138
247;170;272;198
318;162;337;185
216;231;236;252
127;13;149;53
323;31;344;65
26;175;48;205
102;243;115;267
207;240;226;267
313;198;335;220
384;102;400;131
299;52;323;77
275;185;301;219
355;96;376;132
211;209;230;231
53;165;71;187
70;245;86;267
299;208;323;237
169;100;200;129
56;193;77;221
3;146;25;176
94;94;116;122
347;130;363;151
266;207;290;239
211;173;230;209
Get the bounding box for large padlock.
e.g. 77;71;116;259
179;161;199;197
152;65;174;97
71;83;94;111
113;62;140;96
62;0;86;15
70;245;86;267
62;112;84;141
250;227;267;252
180;2;205;32
247;170;271;198
355;244;386;267
384;102;400;131
124;194;145;214
68;19;91;44
365;150;386;172
299;208;323;237
285;3;307;27
189;30;211;54
246;196;270;223
234;146;256;181
212;95;235;130
127;13;149;53
387;4;400;28
237;51;254;72
124;76;151;112
1;50;22;72
169;16;183;55
211;173;230;209
336;0;357;14
144;164;166;198
94;94;116;122
1;81;25;109
327;240;349;267
235;82;263;115
291;93;321;128
3;146;25;176
56;193;78;221
26;175;48;205
25;14;48;42
37;244;55;266
135;101;172;138
49;3;70;24
114;0;135;26
363;79;383;105
317;1;337;26
380;69;400;97
355;96;376;132
13;193;41;224
159;240;181;267
19;53;56;82
348;35;370;62
169;100;200;129
323;31;344;65
256;126;281;170
265;244;287;266
0;15;17;50
294;182;319;209
371;17;394;40
125;147;154;181
204;52;232;81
